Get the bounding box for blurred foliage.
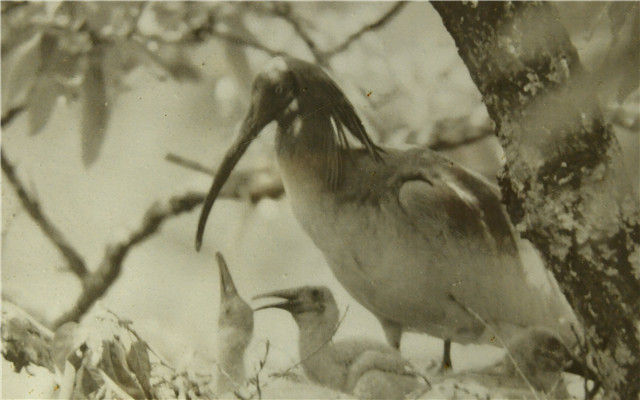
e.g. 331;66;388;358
1;1;216;166
1;1;638;166
2;301;217;399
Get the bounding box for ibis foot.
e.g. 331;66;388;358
438;338;452;373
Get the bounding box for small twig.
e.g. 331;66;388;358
133;9;283;58
53;192;206;328
1;105;26;127
448;293;543;400
269;3;325;65
165;153;215;176
210;30;284;58
322;2;407;59
1;150;89;279
254;340;270;400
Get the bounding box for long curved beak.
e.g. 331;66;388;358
216;252;237;301
195;105;264;251
252;288;300;312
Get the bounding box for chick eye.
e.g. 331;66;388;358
275;85;283;95
311;289;320;298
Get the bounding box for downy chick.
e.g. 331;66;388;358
254;286;427;399
476;327;595;397
215;252;254;395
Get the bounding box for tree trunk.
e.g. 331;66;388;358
431;2;639;398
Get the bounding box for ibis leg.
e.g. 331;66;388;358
378;318;403;349
440;338;452;371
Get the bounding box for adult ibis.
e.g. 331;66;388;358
195;57;578;368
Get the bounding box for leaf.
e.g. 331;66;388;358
99;340;146;399
0;316;53;373
2;33;41;110
71;361;102;399
126;341;153;399
81;48;110;167
26;75;61;135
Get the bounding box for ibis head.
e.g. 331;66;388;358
195;57;383;250
253;285;339;329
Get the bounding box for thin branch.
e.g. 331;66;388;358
322;2;407;59
1;150;89;279
165;153;215;176
210;30;284;58
268;3;325;64
448;293;542;400
243;340;270;400
1;105;26;127
53;192;205;328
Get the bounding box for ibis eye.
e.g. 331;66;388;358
311;289;320;298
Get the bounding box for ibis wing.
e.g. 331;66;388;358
396;159;519;257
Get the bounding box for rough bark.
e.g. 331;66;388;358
431;2;640;398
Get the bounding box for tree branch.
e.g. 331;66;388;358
267;3;325;65
52;192;205;328
208;30;285;58
1;150;89;279
322;2;408;59
432;3;640;397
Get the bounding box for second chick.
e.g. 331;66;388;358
254;286;427;399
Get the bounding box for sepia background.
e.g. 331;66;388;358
2;2;638;398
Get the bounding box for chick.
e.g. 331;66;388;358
254;286;426;399
477;327;593;397
215;252;254;395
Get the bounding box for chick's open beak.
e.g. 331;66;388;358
252;288;301;313
216;252;238;301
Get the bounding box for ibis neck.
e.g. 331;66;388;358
276;110;341;191
216;329;250;394
276;110;333;159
